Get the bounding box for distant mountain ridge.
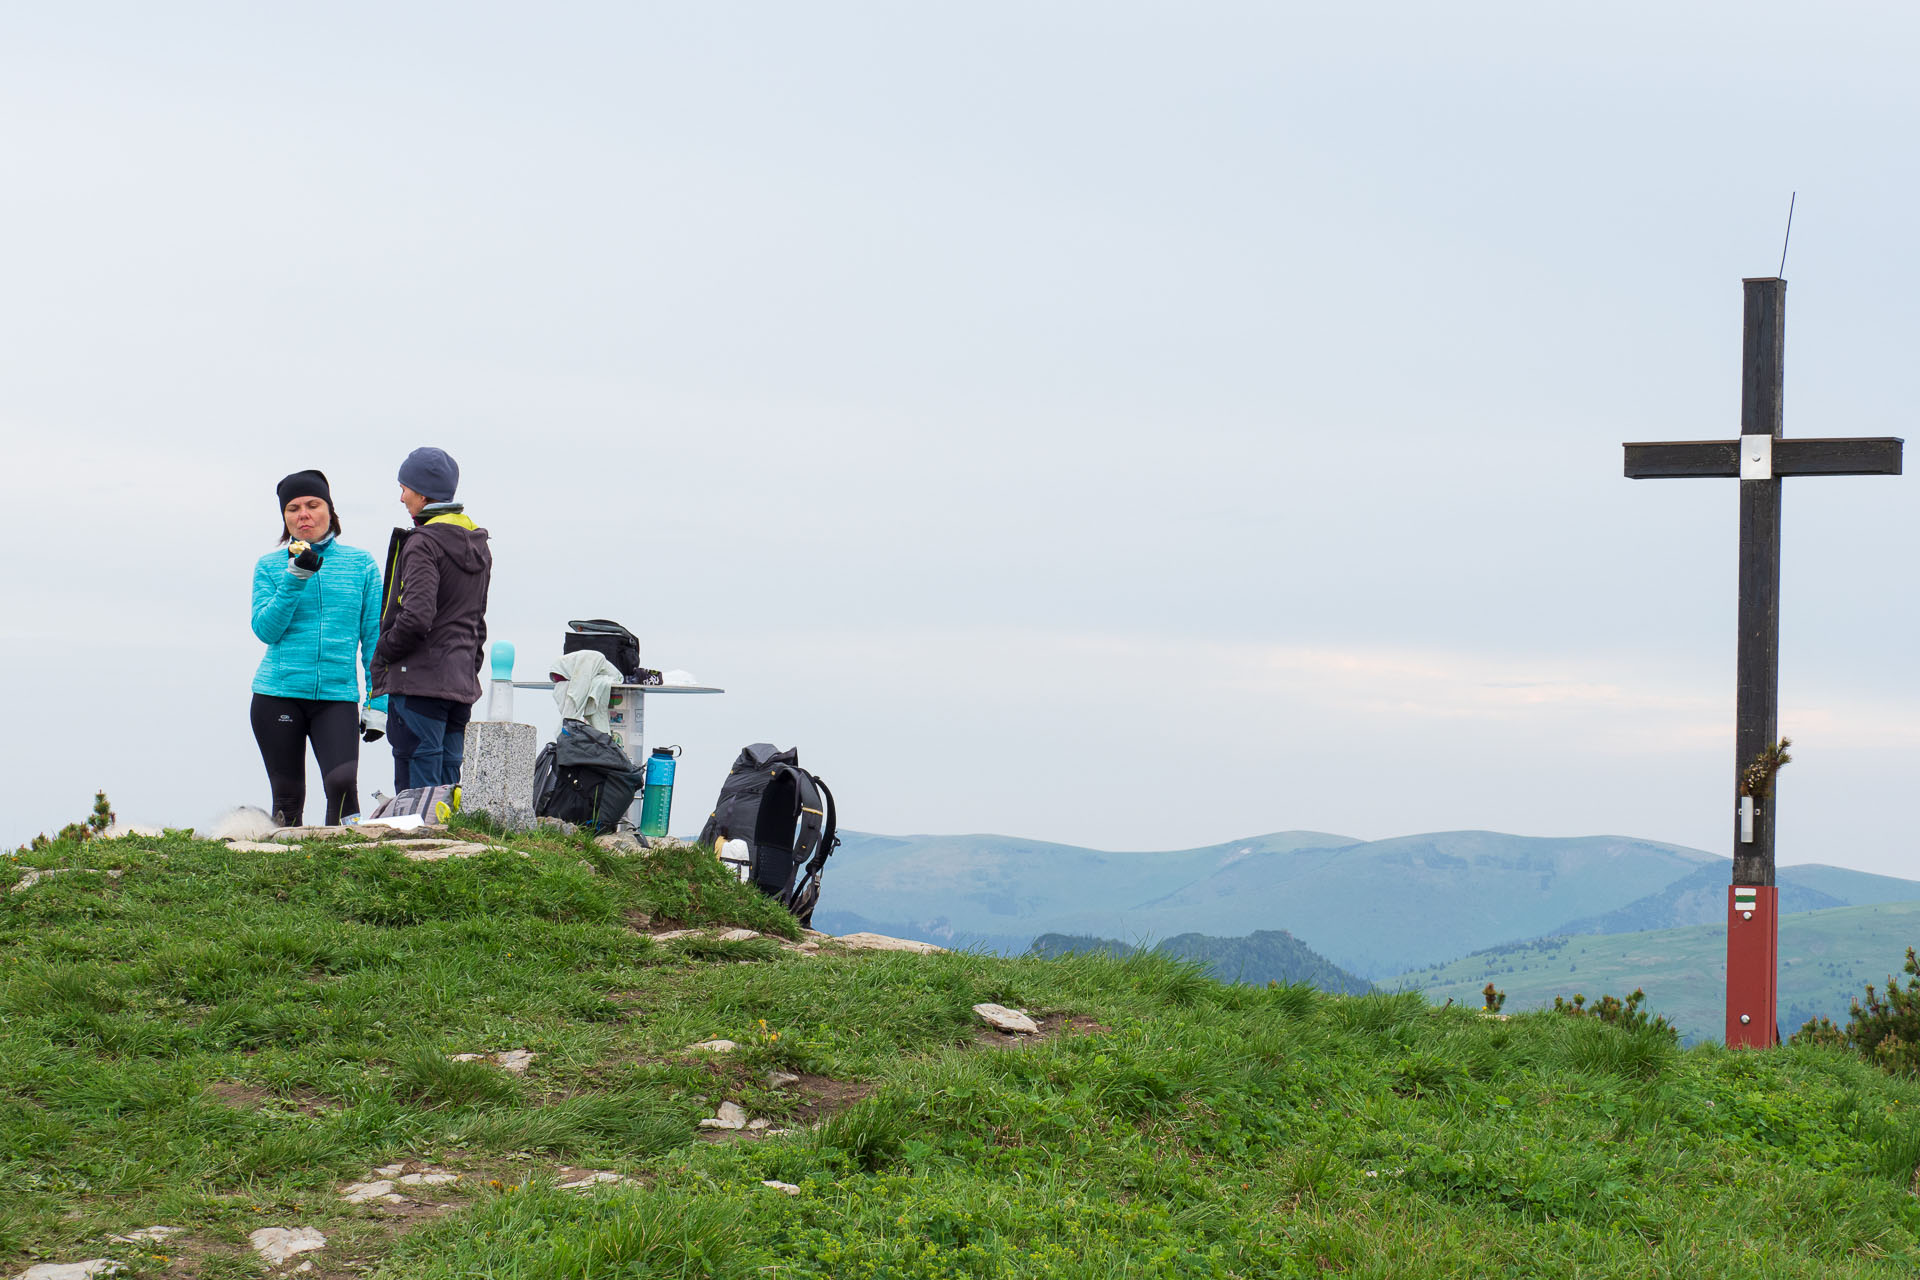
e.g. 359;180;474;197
813;829;1920;978
1029;930;1373;996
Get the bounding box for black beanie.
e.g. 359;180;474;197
277;469;333;512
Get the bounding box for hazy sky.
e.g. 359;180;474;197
4;4;1918;878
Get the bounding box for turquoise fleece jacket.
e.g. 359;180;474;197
250;539;387;706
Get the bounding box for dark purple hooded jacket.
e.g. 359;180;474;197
371;508;492;705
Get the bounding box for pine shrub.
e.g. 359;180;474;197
1791;946;1920;1077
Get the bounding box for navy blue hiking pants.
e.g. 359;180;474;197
388;694;473;791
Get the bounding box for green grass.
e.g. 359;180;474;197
4;824;1920;1277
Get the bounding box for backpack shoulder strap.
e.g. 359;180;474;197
807;776;838;873
784;773;839;914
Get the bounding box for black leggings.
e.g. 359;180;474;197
250;694;361;827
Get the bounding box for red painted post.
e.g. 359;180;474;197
1725;885;1779;1047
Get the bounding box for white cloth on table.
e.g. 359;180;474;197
549;651;621;732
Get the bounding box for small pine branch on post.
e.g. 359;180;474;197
1739;737;1793;799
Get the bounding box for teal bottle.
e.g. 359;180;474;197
639;746;680;838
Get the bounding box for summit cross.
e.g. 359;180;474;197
1623;276;1902;1049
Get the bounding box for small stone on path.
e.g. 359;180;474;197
974;1003;1040;1035
374;1163;406;1177
339;1180;404;1205
716;928;761;942
248;1227;326;1265
9;868;122;893
689;1039;737;1053
655;929;707;941
835;932;947;954
747;1118;771;1131
19;1262;121;1280
761;1180;801;1195
107;1227;181;1245
556;1171;629;1190
766;1070;801;1088
698;1101;749;1131
399;1171;459;1186
449;1049;534;1073
341;839;461;851
401;842;491;861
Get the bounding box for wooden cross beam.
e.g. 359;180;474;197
1623;277;1901;1049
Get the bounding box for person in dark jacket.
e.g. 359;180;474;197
371;447;493;790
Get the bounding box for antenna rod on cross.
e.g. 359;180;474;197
1778;192;1797;278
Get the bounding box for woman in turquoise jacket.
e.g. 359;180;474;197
251;470;386;827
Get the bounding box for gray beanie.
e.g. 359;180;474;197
398;447;459;502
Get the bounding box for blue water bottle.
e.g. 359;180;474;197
639;746;680;838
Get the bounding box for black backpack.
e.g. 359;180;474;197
697;743;839;925
533;720;645;835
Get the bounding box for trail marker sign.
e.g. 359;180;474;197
1623;276;1902;1049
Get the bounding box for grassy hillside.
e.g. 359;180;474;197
1389;900;1920;1044
1030;930;1373;996
824;829;1730;976
8;826;1920;1277
1548;862;1920;936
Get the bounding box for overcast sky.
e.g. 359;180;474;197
4;3;1918;878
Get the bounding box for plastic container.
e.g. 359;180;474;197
639;745;681;838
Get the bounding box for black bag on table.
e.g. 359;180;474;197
533;719;644;835
697;743;839;926
562;619;645;683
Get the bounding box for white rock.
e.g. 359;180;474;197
374;1163;406;1177
556;1171;628;1189
269;827;352;841
398;1171;459;1186
248;1227;327;1264
689;1039;737;1053
401;842;491;862
107;1227;181;1245
835;932;946;954
697;1101;748;1131
974;1003;1040;1035
339;1179;403;1204
9;868;121;894
450;1050;534;1073
99;824;164;839
225;841;295;853
20;1262;121;1280
716;928;761;942
766;1071;801;1088
342;839;460;851
761;1180;801;1195
654;929;707;941
748;1118;771;1131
